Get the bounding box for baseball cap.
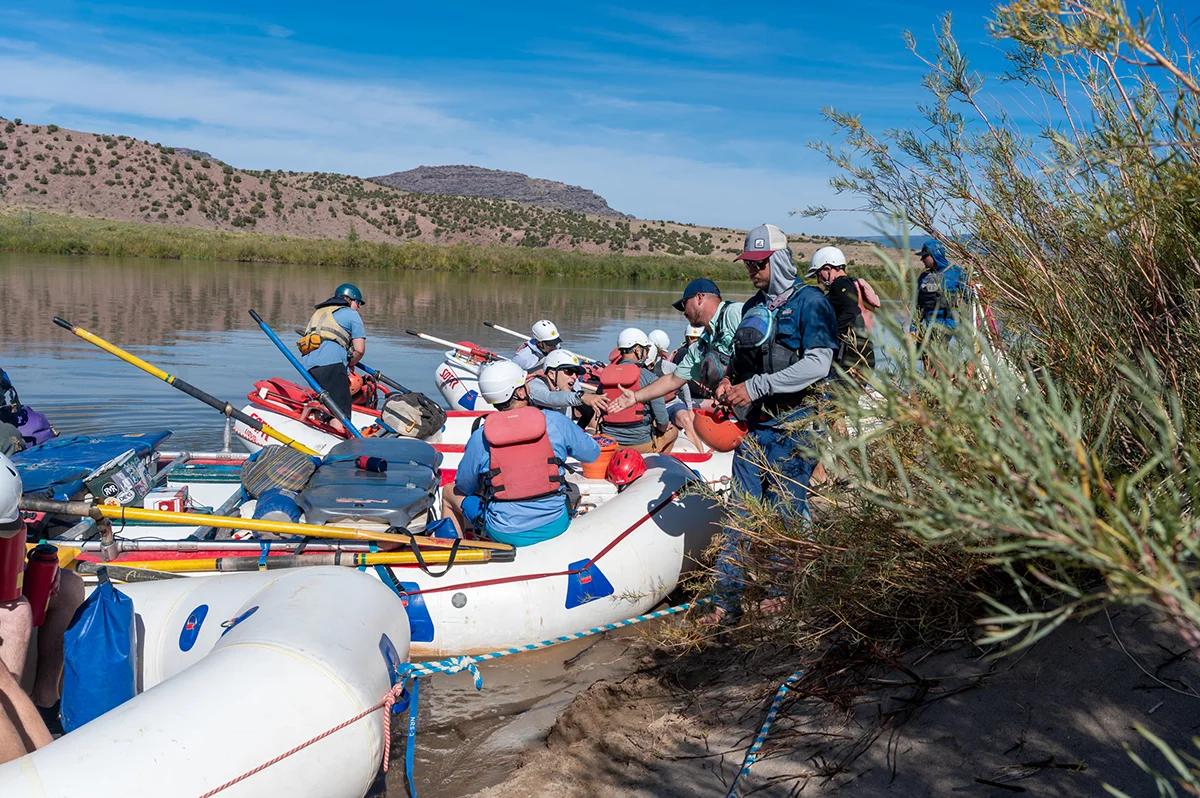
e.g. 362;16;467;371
672;278;721;312
735;223;788;262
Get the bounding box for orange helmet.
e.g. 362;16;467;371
348;372;364;396
606;449;647;487
692;408;747;452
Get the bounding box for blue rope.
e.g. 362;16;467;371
391;598;704;796
725;668;807;798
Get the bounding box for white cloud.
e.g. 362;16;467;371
0;41;871;233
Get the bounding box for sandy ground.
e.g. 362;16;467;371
447;607;1200;797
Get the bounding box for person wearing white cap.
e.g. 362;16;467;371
525;349;609;428
598;329;677;453
512;319;564;372
443;360;599;545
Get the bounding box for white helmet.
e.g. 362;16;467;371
0;453;21;526
648;330;670;353
478;360;528;405
806;246;847;278
684;325;704;340
617;327;650;350
543;349;581;371
532;320;561;343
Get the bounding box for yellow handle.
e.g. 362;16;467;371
104;548;489;572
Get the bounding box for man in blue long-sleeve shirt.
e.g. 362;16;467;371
444;360;600;547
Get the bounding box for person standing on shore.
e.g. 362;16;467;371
913;239;967;374
707;224;839;624
806;246;876;372
297;283;366;431
512;320;564;372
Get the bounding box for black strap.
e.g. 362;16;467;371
389;527;462;577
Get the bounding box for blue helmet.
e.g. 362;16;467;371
334;283;365;305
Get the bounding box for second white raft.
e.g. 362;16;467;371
0;567;410;798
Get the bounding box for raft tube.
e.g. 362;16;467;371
0;567;410;798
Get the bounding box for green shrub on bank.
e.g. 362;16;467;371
0;211;749;280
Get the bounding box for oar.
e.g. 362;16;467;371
53;317;318;456
357;363;411;395
20;497;513;551
87;547;505;573
248;309;364;439
405;330;503;362
483;321;602;365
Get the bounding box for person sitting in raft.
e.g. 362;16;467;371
0;453;85;744
443;360;600;546
511;320;564;372
598;329;678;454
297;283;366;433
605;280;743;446
526;349;609;429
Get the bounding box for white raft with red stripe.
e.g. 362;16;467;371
234;376;734;482
0;567;409;798
395;452;719;658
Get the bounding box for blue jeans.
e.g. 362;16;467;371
714;419;818;613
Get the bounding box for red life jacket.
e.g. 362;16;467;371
483;407;565;501
599;363;645;426
0;522;26;602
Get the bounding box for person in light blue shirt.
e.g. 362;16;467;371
444;361;600;547
297;283;366;424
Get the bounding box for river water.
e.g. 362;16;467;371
0;253;756;450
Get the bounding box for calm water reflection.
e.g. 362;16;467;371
0;253;754;449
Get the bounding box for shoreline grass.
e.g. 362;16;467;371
0;211;750;281
0;210;896;284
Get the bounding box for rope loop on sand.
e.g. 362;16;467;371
197;598;705;798
726;667;808;798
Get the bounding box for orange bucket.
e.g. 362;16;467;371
581;436;618;479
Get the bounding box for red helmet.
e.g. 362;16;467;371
692;408;747;452
348;372;364;396
606;449;647;487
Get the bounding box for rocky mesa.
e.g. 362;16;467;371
369;165;627;218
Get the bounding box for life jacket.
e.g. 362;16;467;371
297;298;353;356
692;301;738;396
0;521;26;602
736;283;836;416
598;363;645;426
854;278;881;333
916;266;963;326
482;407;565;502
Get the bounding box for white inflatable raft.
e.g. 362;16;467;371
0;567;410;798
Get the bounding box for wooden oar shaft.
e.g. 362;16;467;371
52;317;317;456
106;548;491;573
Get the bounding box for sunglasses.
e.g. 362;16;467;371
743;258;770;272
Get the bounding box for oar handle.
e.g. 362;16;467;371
357;363;410;395
406;330;502;361
53;317;73;331
249;309;364;439
483;321;528;341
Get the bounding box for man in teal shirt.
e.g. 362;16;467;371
606;278;742;416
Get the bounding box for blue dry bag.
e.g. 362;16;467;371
61;568;136;732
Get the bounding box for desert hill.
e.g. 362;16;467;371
0;118;905;266
370;165;626;218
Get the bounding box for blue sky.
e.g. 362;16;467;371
0;1;1008;234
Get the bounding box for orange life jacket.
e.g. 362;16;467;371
0;522;26;602
599;363;645;426
483;407;565;501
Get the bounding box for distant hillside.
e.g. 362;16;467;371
0;118;915;267
370;165;627;218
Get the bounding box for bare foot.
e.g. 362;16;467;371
758;597;787;616
696;606;728;627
